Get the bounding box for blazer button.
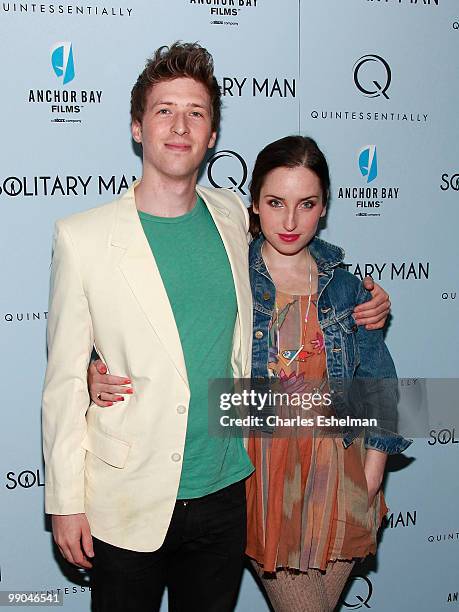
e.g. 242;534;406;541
171;453;182;462
255;330;264;339
262;291;271;301
177;405;186;414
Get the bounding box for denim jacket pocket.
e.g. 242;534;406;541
336;312;360;372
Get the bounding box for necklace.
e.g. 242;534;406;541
261;242;313;366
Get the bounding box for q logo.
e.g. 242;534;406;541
353;54;391;100
51;41;75;85
342;576;373;609
358;145;378;184
207;150;248;195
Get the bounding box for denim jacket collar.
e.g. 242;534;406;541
249;233;345;276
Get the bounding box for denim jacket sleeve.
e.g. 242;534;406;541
353;282;412;455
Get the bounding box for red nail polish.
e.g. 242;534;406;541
127;388;134;394
107;402;113;406
124;379;131;384
118;397;124;402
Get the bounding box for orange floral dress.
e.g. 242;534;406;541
245;291;387;572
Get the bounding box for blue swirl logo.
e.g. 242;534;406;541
51;42;75;85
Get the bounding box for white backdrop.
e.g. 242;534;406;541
1;1;458;610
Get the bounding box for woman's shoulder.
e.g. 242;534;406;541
333;266;361;288
328;267;363;303
310;238;360;288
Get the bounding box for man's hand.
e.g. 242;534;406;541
88;359;132;407
353;277;391;330
52;513;94;568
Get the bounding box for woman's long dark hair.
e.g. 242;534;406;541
248;135;330;237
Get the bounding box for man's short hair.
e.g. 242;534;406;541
130;42;221;132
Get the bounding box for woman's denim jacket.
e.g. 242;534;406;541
249;233;412;455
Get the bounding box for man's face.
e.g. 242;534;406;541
131;77;217;181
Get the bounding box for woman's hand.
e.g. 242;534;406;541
353;277;391;330
364;448;387;507
88;359;133;407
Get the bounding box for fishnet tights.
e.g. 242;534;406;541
252;559;354;612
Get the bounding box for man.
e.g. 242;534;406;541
42;43;390;612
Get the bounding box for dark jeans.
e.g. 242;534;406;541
91;479;247;612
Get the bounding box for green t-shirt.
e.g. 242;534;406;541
139;195;253;498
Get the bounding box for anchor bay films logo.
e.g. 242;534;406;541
27;41;103;124
189;0;259;27
358;145;378;184
337;145;400;217
310;53;428;124
51;42;75;85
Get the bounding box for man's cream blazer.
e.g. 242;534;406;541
42;181;253;552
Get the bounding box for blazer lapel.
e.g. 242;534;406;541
196;185;252;377
111;182;188;387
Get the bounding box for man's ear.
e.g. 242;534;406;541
208;130;217;149
131;121;142;144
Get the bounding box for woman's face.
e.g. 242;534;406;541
253;165;326;256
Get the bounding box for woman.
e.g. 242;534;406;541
242;136;410;611
88;136;410;611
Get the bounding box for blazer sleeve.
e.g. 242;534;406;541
42;220;94;515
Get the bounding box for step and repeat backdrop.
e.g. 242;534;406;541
1;1;458;610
